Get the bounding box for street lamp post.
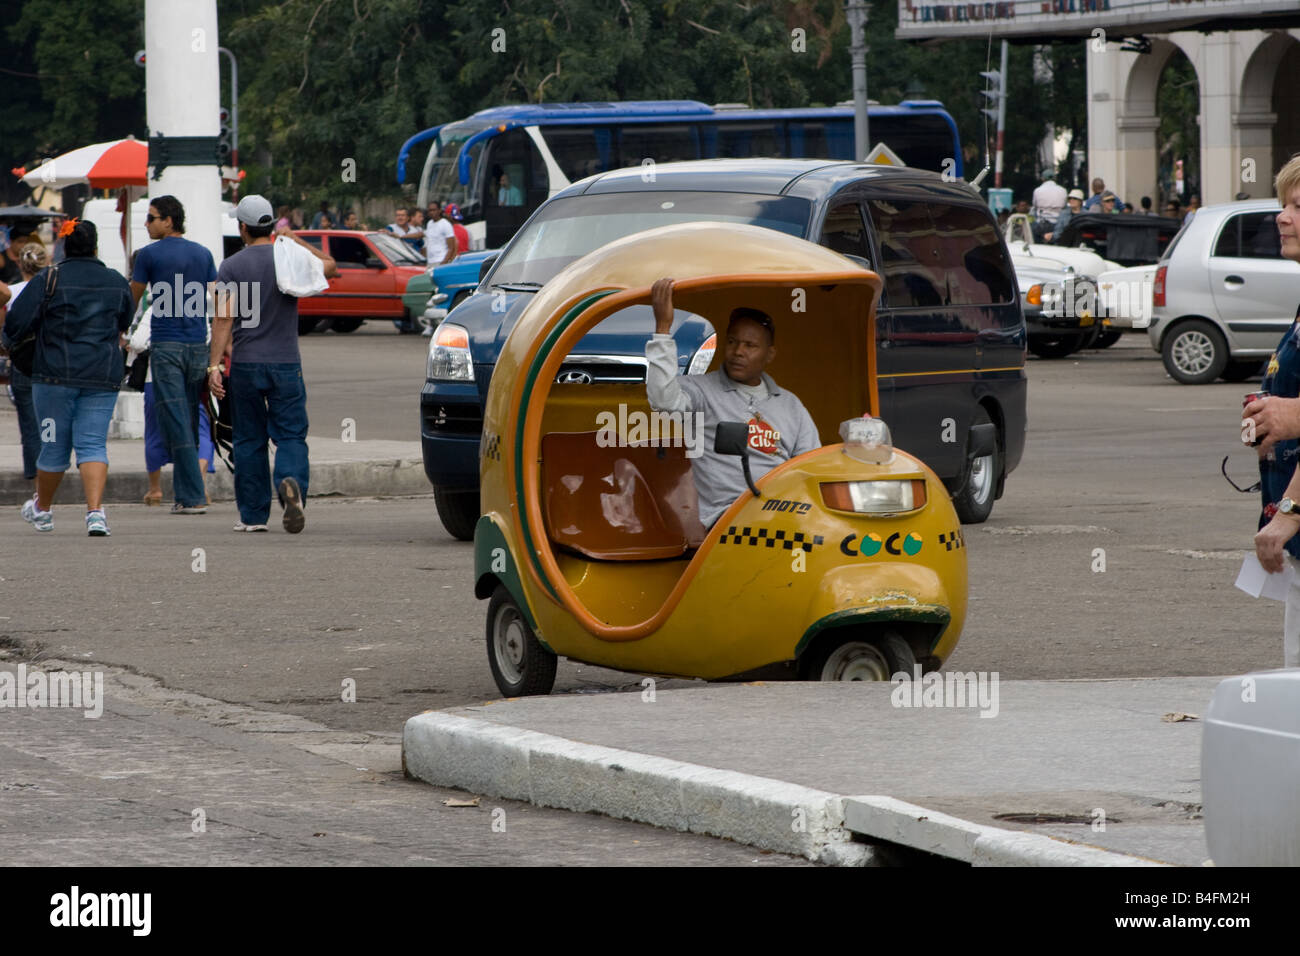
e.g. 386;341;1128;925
845;0;870;161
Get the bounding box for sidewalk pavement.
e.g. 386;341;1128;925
0;401;428;506
404;678;1222;867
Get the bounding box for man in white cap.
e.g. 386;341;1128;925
1047;188;1086;243
207;195;336;533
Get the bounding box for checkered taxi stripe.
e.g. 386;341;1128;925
939;530;965;551
718;527;825;552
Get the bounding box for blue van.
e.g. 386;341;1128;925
420;159;1026;539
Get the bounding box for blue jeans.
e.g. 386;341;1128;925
30;383;118;471
151;341;209;507
230;363;310;525
7;368;40;479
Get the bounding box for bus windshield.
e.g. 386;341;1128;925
424;123;488;208
489;191;811;287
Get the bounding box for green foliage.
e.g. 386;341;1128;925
1;0;1092;208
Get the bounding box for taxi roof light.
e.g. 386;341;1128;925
839;417;893;464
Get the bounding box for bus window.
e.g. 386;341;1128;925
788;121;828;159
870;116;958;173
540;126;606;183
714;122;784;159
618;124;699;166
483;128;549;246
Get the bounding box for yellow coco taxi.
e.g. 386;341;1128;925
473;222;968;695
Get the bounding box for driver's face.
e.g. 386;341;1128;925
723;318;775;387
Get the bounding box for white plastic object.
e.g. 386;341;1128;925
839;417;893;464
273;235;329;297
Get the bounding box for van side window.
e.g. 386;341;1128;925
929;204;1016;305
819;201;872;267
868;199;944;308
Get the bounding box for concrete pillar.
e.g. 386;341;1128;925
145;0;224;267
1086;39;1122;199
1189;31;1238;206
1118;116;1161;208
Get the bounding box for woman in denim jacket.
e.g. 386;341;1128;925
0;219;134;535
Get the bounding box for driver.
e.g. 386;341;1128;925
645;277;820;528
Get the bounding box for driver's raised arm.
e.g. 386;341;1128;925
645;277;694;415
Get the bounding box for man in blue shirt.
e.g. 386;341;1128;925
130;195;218;514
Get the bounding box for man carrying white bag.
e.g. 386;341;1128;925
208;195;337;534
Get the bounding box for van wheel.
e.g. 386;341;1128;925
330;317;365;333
953;407;999;525
1094;329;1122;349
1027;336;1082;359
486;586;556;697
298;318;324;335
434;486;479;541
807;632;916;681
1162;319;1228;385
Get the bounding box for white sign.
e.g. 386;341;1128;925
896;0;1300;40
865;142;906;167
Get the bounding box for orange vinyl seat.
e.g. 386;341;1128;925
540;431;707;561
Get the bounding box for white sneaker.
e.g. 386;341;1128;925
233;521;269;532
85;509;110;536
22;496;53;532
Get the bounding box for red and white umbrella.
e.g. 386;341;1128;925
21;137;147;190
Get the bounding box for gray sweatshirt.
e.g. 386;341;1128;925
645;334;820;526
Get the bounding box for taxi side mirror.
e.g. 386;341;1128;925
715;421;761;499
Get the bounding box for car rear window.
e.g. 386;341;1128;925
868;199;1014;307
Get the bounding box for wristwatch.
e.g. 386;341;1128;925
1280;497;1299;517
206;364;223;374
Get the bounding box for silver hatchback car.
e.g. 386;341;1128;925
1148;199;1295;384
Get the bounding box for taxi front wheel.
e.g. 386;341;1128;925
487;586;557;697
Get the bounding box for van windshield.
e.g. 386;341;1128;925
489;192;812;287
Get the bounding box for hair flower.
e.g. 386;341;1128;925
57;217;79;239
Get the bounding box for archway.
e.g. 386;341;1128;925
1155;46;1201;213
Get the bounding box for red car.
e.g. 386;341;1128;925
295;230;433;334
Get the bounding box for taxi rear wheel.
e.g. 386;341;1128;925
808;632;915;682
486;586;557;697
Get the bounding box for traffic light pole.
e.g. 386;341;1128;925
994;39;1008;188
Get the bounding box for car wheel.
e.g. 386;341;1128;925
1027;336;1083;359
1094;329;1122;349
953;406;1000;525
330;317;365;334
806;632;916;682
1221;359;1263;383
1162;319;1229;385
298;318;324;335
486;585;557;697
434;486;479;541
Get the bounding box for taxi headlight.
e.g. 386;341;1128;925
821;480;927;514
427;323;474;381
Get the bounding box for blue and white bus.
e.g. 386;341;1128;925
396;99;963;249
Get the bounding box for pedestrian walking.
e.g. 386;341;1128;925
0;219;134;535
1240;155;1300;666
208;195;337;534
129;195;218;515
1030;168;1067;242
0;240;51;502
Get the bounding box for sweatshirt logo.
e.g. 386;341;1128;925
748;416;780;454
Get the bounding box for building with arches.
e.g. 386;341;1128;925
897;1;1300;205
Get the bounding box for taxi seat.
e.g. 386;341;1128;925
541;431;707;561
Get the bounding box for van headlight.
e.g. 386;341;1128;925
427;323;474;381
820;480;927;514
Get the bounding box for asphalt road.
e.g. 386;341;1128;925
1;330;1281;865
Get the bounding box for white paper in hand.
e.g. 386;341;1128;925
273;235;329;297
1235;553;1294;601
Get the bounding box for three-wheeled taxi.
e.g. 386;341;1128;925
473;222;968;695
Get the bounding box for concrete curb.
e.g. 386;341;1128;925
842;796;1166;867
402;712;876;866
0;457;430;506
402;712;1166;867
